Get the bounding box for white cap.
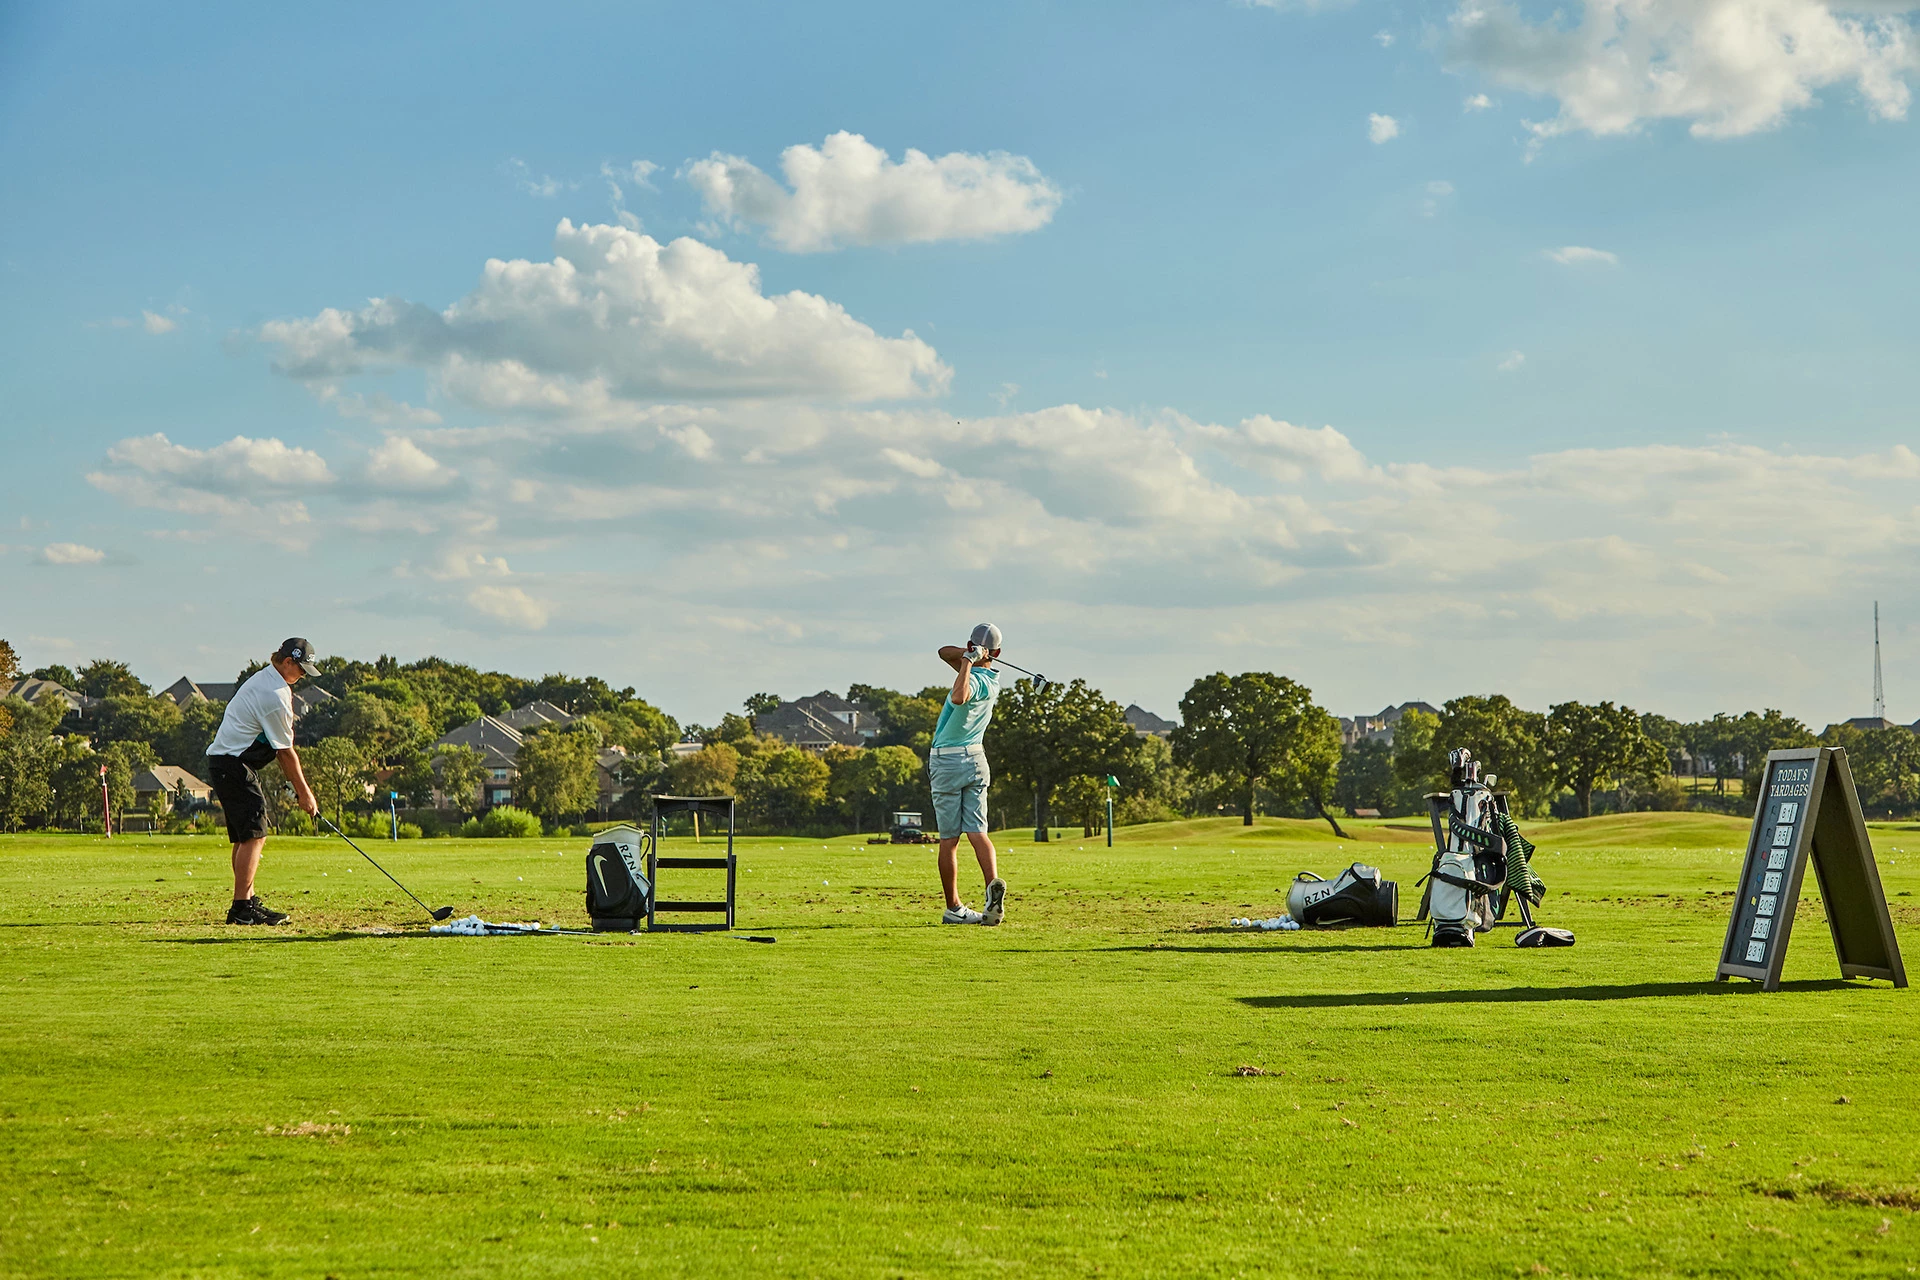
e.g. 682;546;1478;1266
969;622;1002;651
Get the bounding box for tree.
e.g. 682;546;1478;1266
669;742;740;797
1547;700;1666;819
1732;710;1816;799
515;727;601;825
99;740;156;832
1851;726;1920;811
29;664;78;688
989;678;1138;840
848;684;944;751
48;737;105;830
1336;737;1398;815
160;700;225;769
1277;710;1349;837
738;746;831;831
1171;672;1319;829
1115;734;1193;825
0;639;19;684
93;694;182;754
0;701;59;831
1392;707;1442;795
434;745;488;815
827;745;922;832
306;736;370;825
1639;712;1687;776
77;659;149;700
744;692;782;716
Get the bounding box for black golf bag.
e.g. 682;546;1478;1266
585;824;653;932
1286;863;1399;927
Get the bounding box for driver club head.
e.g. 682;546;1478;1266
430;906;455;921
1033;674;1050;694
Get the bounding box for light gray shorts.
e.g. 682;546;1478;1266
929;746;991;839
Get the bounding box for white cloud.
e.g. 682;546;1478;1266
365;436;456;490
315;386;442;426
601;159;660;230
1421;180;1456;216
1449;0;1920;143
1375;29;1396;46
1546;245;1621;266
40;542;105;565
102;433;333;487
685;131;1062;252
259;220;949;404
1464;92;1495;111
506;158;570;198
141;310;177;335
85;402;1920;724
1497;350;1526;372
1369;113;1401;143
467;584;549;630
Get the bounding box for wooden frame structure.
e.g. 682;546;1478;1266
647;795;737;933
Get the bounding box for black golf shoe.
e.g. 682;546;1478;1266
226;897;291;926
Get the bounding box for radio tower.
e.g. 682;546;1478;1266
1873;601;1886;722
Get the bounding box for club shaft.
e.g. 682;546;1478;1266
321;817;441;919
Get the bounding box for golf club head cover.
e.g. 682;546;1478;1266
1286;863;1399;927
1515;926;1575;948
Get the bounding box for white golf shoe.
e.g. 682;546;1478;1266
942;904;984;925
981;878;1007;926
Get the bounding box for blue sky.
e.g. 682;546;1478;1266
4;0;1918;727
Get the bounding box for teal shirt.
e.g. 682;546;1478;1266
931;665;1003;748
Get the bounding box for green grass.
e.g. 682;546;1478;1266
3;814;1918;1278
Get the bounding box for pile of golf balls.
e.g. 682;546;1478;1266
430;915;542;936
1229;914;1301;931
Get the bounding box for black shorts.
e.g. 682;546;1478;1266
207;755;269;843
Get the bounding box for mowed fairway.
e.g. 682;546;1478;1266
4;815;1918;1278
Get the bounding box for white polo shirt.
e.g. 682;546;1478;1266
208;666;298;757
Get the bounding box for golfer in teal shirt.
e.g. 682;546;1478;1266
929;623;1008;926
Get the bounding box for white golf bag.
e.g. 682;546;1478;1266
1424;782;1505;948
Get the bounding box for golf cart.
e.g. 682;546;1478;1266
886;811;930;844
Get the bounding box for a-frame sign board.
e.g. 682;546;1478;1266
1717;746;1906;991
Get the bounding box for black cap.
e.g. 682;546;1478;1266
274;638;321;679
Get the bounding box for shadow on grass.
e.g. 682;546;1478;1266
153;932;416;945
1041;943;1421;956
1238;978;1861;1009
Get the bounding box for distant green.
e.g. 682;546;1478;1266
3;814;1916;1277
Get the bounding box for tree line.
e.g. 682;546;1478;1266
4;636;1916;835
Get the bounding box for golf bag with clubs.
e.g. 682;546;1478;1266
585;824;653;932
1418;748;1572;948
1286;863;1399;927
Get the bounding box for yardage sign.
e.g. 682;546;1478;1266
1717;747;1906;991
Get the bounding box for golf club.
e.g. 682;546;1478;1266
995;658;1050;693
317;814;454;922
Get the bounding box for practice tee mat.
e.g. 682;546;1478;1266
1717;746;1906;991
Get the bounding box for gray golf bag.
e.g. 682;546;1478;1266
1286;863;1399;927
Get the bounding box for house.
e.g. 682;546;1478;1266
159;677;238;707
433;714;529;808
132;765;212;811
1124;705;1176;738
2;678;95;715
429;702;627;813
161;676;334;717
498;699;574;731
1827;716;1902;734
1340;702;1438;747
754;691;874;752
